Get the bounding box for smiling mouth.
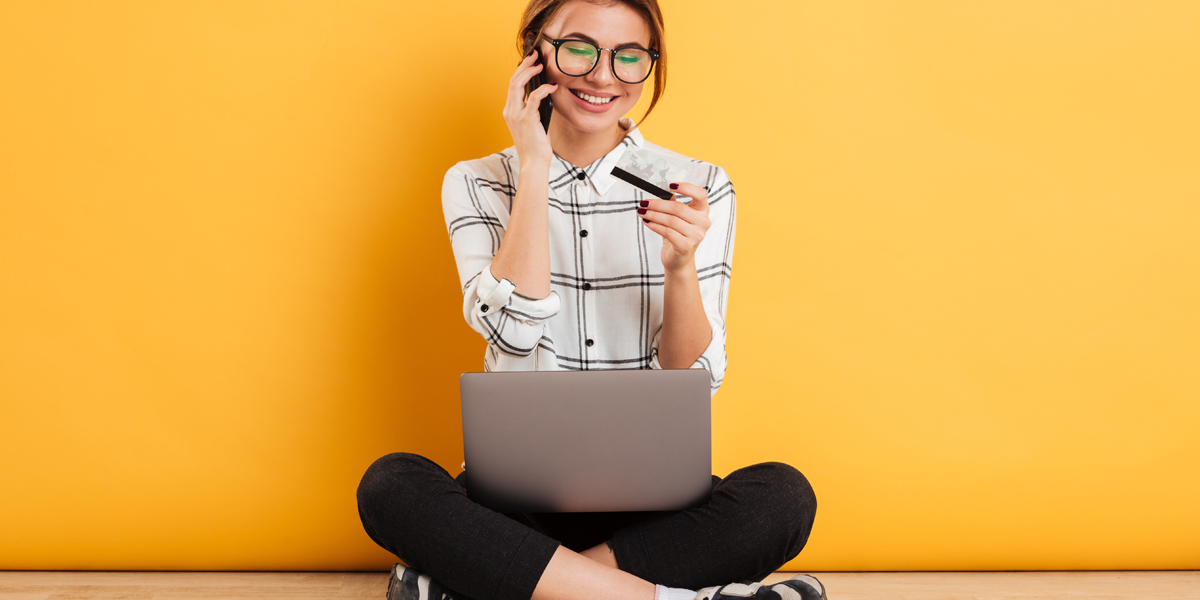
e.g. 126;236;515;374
570;89;616;105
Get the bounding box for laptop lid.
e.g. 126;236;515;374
460;369;712;513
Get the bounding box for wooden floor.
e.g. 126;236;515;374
1;571;1197;599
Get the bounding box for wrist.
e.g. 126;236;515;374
515;164;551;205
663;260;698;282
519;160;551;178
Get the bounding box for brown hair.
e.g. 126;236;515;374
517;0;667;126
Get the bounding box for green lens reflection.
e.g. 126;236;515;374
614;49;650;82
559;41;598;75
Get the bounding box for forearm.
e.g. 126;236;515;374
658;263;712;369
489;164;551;299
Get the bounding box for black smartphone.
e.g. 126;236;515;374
524;49;554;133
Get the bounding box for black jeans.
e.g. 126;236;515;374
357;453;816;600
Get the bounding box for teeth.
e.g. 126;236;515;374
572;90;614;105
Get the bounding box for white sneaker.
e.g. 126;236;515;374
386;564;472;600
694;574;827;600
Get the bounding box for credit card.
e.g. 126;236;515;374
611;147;689;200
611;167;673;199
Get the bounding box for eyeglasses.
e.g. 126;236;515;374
541;34;659;85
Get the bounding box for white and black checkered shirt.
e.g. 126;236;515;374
441;119;735;395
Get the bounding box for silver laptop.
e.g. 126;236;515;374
460;369;712;513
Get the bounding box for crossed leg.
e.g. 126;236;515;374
357;453;816;600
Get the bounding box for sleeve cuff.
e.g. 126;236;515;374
474;265;561;322
648;317;722;373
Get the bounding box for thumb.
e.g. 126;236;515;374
670;182;708;212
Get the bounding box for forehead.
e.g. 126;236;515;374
546;1;652;47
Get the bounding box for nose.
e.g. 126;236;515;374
584;49;616;86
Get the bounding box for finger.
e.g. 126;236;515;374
527;82;558;103
639;205;703;240
523;83;559;118
667;182;709;213
508;61;545;98
507;57;544;98
640;198;711;229
642;217;692;250
508;60;537;95
513;48;540;75
505;70;548;120
642;198;694;221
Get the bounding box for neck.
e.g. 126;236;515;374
548;117;630;169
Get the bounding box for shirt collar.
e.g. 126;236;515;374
548;117;645;199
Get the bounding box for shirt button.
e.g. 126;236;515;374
582;282;591;290
580;230;588;237
586;339;594;347
480;304;489;312
576;172;586;181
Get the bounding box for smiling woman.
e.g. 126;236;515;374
519;0;667;128
354;2;823;600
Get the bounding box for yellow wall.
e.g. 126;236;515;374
2;0;1198;571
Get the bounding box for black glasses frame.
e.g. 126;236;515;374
541;34;660;84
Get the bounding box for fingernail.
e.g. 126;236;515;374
642;218;649;223
639;200;649;207
637;208;647;215
669;183;679;190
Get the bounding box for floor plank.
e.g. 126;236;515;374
1;571;1197;599
764;571;1200;599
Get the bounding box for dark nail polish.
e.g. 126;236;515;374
642;218;649;223
637;208;647;215
669;183;679;190
640;200;649;207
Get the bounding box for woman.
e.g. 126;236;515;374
356;1;822;599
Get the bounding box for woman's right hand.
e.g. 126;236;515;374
504;49;557;169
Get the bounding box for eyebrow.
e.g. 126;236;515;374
560;31;647;48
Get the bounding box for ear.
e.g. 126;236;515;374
522;29;537;55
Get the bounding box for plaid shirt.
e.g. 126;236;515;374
441;119;735;396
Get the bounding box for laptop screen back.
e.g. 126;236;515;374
460;369;712;513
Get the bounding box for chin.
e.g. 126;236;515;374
562;107;628;133
570;117;619;133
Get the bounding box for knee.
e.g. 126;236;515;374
356;452;440;518
764;462;817;524
737;462;817;559
767;462;817;558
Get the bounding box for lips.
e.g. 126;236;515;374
568;88;618;113
570;89;615;105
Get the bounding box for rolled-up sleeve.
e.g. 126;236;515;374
649;166;736;396
443;163;560;357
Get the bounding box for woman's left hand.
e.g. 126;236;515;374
638;182;711;273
